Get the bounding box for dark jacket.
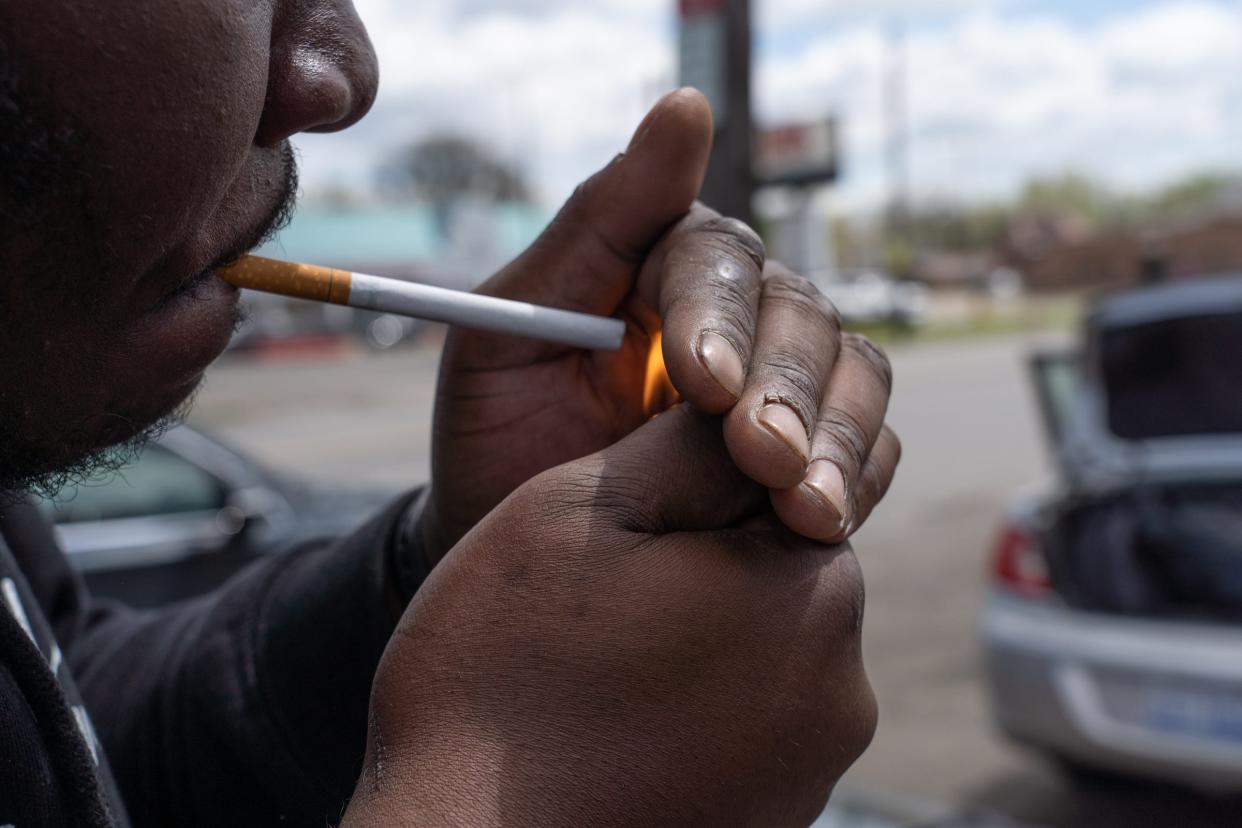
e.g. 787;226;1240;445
0;490;427;826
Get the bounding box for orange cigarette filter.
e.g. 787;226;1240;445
218;257;352;305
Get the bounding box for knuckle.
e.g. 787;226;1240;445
758;352;822;422
524;464;650;536
693;215;767;268
763;267;842;331
558;175;603;231
762;271;816;305
564;179;593;215
815;406;871;470
663;274;758;340
843;333;893;393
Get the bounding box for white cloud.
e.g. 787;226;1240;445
293;0;1242;215
758;0;1242;208
759;0;994;29
294;0;674;206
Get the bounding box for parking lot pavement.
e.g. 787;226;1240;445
840;336;1051;805
194;342;441;488
191;334;1242;827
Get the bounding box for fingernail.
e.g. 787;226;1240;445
800;460;847;535
697;332;745;400
756;403;809;466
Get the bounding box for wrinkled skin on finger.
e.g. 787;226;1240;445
348;407;877;828
771;333;899;542
422;90;900;566
420;90;715;567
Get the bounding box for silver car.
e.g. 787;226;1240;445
983;274;1242;793
39;425;396;608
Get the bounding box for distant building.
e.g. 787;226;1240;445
231;200;553;349
1012;215;1242;292
257;199;553;289
912;249;995;290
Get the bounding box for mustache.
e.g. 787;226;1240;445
210;141;300;272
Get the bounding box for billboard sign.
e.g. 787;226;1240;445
755;119;840;187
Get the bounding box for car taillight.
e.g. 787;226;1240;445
991;524;1052;597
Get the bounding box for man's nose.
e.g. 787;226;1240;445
256;0;380;146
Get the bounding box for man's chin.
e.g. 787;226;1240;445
0;387;199;501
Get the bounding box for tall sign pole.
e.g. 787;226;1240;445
679;0;754;227
886;21;909;242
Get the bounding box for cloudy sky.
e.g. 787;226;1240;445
293;0;1242;213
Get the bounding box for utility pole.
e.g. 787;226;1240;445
885;20;909;244
680;0;755;227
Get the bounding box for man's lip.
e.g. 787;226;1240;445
171;267;213;296
147;143;297;312
157;265;223;306
147;239;256;311
156;263;240;309
151;222;275;310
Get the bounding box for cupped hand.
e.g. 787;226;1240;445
421;89;899;567
350;405;877;827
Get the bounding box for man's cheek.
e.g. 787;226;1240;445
47;4;274;281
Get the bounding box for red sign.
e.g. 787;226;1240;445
679;0;725;18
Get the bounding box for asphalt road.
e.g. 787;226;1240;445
190;334;1242;827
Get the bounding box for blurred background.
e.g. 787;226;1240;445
44;1;1242;825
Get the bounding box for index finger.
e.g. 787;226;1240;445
638;203;766;414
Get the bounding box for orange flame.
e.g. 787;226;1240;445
643;330;677;416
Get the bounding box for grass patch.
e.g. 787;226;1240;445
850;294;1083;346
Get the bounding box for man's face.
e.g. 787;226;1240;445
0;0;378;492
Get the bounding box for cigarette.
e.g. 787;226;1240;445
216;255;627;351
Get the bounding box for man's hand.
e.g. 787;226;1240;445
348;406;877;827
418;89;900;567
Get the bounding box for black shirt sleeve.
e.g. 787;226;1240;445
5;490;427;827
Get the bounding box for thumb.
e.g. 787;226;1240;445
568;405;767;534
478;88;713;320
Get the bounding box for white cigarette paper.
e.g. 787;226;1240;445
217;256;627;352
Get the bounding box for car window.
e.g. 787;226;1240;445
1029;349;1081;449
1101;311;1242;440
40;445;228;524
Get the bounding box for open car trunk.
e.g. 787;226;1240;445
1049;483;1242;620
1032;275;1242;619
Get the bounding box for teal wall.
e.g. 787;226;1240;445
258;203;553;268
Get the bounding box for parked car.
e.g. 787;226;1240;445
38;425;398;608
808;269;930;327
227;290;426;353
982;274;1242;792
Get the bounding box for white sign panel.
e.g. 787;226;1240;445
755;120;839;186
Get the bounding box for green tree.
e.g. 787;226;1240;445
1146;172;1239;221
1017;173;1115;225
379;135;531;207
